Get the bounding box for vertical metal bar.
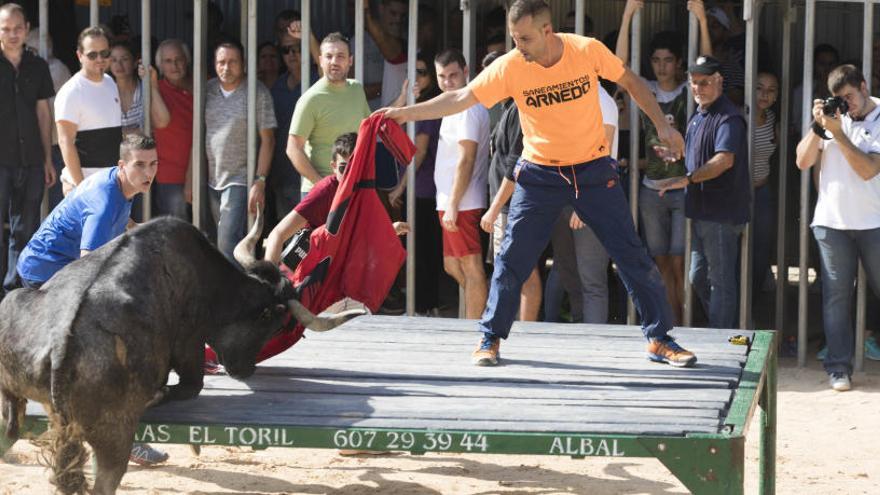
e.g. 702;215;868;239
459;0;474;318
38;0;48;58
775;0;793;337
355;0;365;83
461;0;475;78
683;13;698;327
141;0;152;221
90;0;99;26
740;0;759;329
575;0;585;35
246;0;257;227
626;9;642;325
855;0;874;372
39;0;49;220
406;0;418;316
798;0;816;367
192;0;207;230
240;0;248;53
505;2;512;51
301;0;311;94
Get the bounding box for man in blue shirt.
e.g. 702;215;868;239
660;56;750;329
16;133;169;466
18;133;157;288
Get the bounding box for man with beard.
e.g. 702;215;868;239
288;33;371;199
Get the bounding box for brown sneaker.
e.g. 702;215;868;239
472;334;500;366
646;338;697;368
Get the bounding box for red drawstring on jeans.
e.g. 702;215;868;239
556;165;580;199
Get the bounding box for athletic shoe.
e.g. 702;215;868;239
472;334;500;366
129;443;169;466
646;338;697;367
829;373;851;392
864;336;880;361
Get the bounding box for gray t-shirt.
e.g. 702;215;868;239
205;78;277;190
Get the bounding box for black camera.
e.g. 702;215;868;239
822;96;849;116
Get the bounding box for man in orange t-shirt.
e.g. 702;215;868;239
381;0;696;369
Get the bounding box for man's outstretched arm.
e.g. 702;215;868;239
378;87;479;124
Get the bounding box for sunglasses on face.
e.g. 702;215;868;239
279;45;300;55
416;68;428;76
84;49;112;61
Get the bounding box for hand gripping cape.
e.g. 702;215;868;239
256;115;417;362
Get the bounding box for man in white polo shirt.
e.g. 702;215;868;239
54;26;122;196
433;48;490;319
796;64;880;391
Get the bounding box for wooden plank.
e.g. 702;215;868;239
198;375;734;403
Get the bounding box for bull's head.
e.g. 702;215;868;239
221;207;364;376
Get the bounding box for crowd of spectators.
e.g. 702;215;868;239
2;0;879;394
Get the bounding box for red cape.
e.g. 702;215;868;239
256;115;416;362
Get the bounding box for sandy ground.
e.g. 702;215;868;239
1;359;877;495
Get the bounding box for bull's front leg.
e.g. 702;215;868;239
163;352;205;403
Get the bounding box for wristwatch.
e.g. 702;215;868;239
686;172;694;185
255;174;267;183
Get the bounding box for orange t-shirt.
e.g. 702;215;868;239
469;33;625;166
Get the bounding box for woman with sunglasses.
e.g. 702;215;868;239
387;52;444;316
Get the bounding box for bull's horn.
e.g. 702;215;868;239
286;299;366;332
233;204;264;269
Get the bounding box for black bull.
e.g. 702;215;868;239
0;216;362;494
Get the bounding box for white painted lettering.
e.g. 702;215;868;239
549;437;565;454
156;425;171;443
595;439;611;457
258;428;272;445
239;427;256;445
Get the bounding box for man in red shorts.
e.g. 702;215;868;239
432;49;490;319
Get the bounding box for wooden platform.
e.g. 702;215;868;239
14;315;777;495
143;316;751;435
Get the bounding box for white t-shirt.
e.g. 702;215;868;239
598;86;619;159
380;59;408;107
54;72;122;168
813;97;880;230
435;103;490;211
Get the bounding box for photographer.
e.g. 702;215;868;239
796;64;880;392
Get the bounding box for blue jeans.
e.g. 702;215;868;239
690;220;744;328
544;208;584;323
639;186;686;257
481;157;671;341
153;183;190;220
813;225;880;376
208;185;248;267
0;166;45;292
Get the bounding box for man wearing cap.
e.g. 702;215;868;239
381;0;698;368
659;55;750;329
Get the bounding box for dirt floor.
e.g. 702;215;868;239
1;358;877;495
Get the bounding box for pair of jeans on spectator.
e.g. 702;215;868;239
639;186;686;257
690;220;744;329
813;225;880;376
0;165;45;292
481;157;671;340
208;185;247;267
153;183;190;220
